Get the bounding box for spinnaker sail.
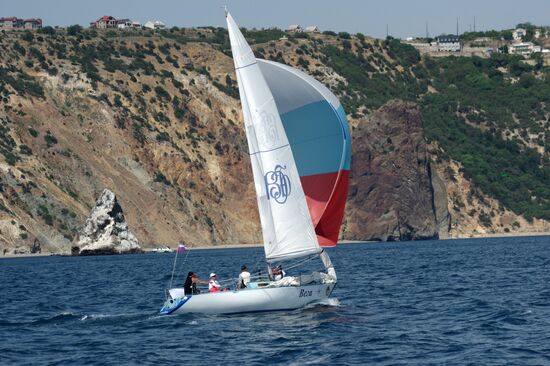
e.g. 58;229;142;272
257;60;351;246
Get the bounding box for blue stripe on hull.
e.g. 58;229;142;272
160;295;192;315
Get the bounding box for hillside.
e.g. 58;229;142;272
0;26;549;254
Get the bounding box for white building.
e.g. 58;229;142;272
513;28;526;40
144;20;166;30
304;26;319;33
435;35;461;52
116;19;132;29
509;42;538;56
0;17;23;30
24;18;42;29
287;24;302;32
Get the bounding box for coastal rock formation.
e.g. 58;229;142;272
72;189;141;255
344;100;443;241
0;30;548;255
430;166;451;239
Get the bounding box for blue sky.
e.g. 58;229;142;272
4;0;550;38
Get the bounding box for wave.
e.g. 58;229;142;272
0;310;164;328
315;297;341;307
0;312;79;327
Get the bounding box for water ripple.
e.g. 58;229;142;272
0;236;550;364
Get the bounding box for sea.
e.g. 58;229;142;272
1;236;550;365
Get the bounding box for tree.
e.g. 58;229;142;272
22;30;34;42
67;24;83;36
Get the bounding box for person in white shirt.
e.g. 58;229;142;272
208;273;222;292
237;265;251;289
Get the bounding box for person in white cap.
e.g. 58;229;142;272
209;273;222;293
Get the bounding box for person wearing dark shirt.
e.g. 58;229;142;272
183;272;208;295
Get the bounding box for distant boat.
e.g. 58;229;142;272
159;10;351;315
150;246;173;253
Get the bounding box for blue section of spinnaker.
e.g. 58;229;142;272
280;100;345;176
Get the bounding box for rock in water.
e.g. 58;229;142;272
72;189;142;255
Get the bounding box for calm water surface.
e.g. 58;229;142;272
1;236;550;365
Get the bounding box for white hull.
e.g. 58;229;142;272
160;283;336;315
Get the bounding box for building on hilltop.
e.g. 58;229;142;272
304;26;319;33
435;35;461;52
287;24;303;33
144;20;166;30
509;42;540;56
0;17;42;30
90;15;117;29
23;18;42;29
513;28;526;41
117;19;132;29
0;17;24;30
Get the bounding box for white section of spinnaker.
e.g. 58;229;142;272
226;13;320;262
257;59;341;112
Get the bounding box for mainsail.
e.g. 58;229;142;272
226;13;320;262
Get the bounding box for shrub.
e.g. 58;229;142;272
154;172;170;185
154;86;170;100
156;132;170;142
338;32;351;39
67;24;83;36
44;131;58;146
38;26;55;35
19;145;33;155
28;128;39;137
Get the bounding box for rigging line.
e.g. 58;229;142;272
249;143;290;156
235;60;257;70
175;247;191;286
169;249;179;289
282;254;318;271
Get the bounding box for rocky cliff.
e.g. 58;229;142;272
0;27;548;255
344;100;448;241
72;189;141;255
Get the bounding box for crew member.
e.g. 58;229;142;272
184;272;208;295
208;273;222;292
237;265;251;289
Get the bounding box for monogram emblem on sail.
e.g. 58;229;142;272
254;111;279;149
264;165;291;204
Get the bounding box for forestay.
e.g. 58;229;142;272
226;13;320;262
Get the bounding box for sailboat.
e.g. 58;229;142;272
159;11;351;315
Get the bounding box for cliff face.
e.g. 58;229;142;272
344;100;448;241
430;158;550;238
0;31;261;255
0;28;548;255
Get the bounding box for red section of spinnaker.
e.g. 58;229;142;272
301;170;350;247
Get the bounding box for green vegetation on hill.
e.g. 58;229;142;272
320;41;426;112
420;54;550;219
319;38;550;220
0;26;549;221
